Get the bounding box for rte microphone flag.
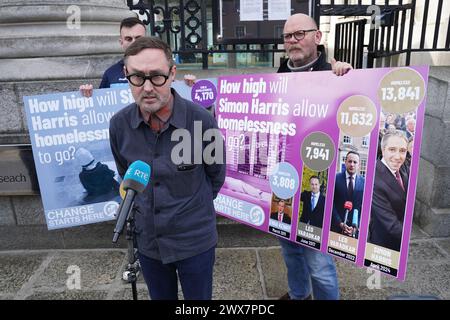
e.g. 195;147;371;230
352;209;359;238
119;181;126;199
112;160;151;243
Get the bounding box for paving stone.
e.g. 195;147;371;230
25;290;108;300
110;286;150;300
257;248;288;298
0;197;15;226
435;238;450;257
217;224;280;248
340;286;410;300
0;253;46;295
382;263;445;298
213;249;264;299
62;221;126;249
430;263;450;298
336;259;373;288
407;241;447;261
33;251;125;291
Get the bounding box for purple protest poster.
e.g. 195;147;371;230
213;66;429;281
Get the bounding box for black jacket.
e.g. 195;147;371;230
277;45;332;73
368;161;409;251
79;162;118;196
270;211;292;224
299;191;325;228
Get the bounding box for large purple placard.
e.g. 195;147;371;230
214;66;429;281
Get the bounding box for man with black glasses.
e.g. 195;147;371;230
109;37;226;300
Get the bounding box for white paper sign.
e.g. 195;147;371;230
268;0;291;21
240;0;263;21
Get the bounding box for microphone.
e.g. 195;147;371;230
112;160;151;243
352;209;359;238
343;201;353;229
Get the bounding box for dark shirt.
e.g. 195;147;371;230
109;89;226;263
277;45;332;73
369;161;408;251
99;59;128;89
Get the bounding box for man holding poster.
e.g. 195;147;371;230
78;17;197;97
277;13;352;300
79;17;147;96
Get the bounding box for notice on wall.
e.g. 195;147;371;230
240;0;263;21
268;0;291;21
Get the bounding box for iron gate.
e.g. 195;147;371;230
126;0;286;69
334;19;366;68
319;0;450;68
126;0;210;68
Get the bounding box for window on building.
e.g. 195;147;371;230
275;25;283;39
343;136;352;144
360;159;367;177
362;136;369;147
236;26;246;38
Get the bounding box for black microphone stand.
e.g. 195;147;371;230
112;194;140;300
124;207;140;301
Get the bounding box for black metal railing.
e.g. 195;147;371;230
126;0;210;68
126;0;285;69
334;19;366;68
322;0;450;68
127;0;449;69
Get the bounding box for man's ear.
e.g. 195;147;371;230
315;30;322;45
170;65;177;80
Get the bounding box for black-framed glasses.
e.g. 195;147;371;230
282;29;317;41
125;67;172;87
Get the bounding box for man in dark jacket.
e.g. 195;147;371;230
109;37;225;300
79;17;196;97
369;130;409;251
270;199;292;224
331;151;365;236
80;17;147;96
277;13;352;301
300;176;325;228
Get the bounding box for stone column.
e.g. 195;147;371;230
0;0;134;81
0;0;134;143
414;67;450;237
0;0;133;249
